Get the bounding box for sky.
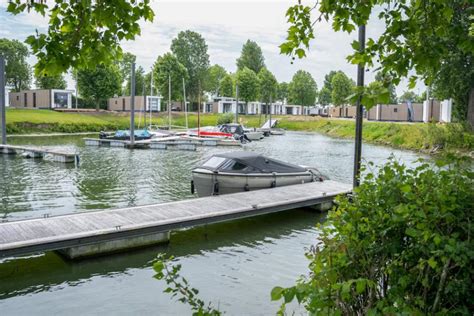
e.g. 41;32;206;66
0;0;423;96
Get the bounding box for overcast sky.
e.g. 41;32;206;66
0;0;423;95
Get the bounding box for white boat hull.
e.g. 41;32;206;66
192;168;315;196
245;131;264;140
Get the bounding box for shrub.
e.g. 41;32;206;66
272;158;473;315
216;112;234;125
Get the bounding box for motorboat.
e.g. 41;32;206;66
187;126;233;138
242;126;265;140
191;151;327;196
99;129;153;140
219;123;262;142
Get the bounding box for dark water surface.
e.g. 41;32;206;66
0;132;423;315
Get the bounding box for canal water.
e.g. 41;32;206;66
0;132;424;315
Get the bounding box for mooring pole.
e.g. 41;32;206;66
235;84;239;123
130;62;136;146
183;77;188;129
353;25;366;188
0;55;6;145
168;74;171;130
197;80;201;137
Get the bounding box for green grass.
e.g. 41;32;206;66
5;108;473;154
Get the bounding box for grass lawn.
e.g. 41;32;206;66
5;108;473;154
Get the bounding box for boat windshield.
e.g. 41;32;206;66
219;159;256;173
202;156;227;168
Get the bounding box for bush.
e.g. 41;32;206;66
273;158;473;315
216;112;234;125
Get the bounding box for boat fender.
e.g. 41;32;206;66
244;184;249;191
271;180;276;188
213;182;219;195
191;180;195;194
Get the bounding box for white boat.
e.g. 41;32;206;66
270;128;285;135
191;152;327;196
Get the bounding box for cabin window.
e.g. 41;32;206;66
220;160;255;172
202;156;226;168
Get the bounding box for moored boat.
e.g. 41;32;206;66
99;129;153;140
191;152;327;196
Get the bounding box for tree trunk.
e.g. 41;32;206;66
467;86;474;130
96;98;100;111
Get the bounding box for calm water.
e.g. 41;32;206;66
0;132;424;315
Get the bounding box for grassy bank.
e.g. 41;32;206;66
5;108;473;154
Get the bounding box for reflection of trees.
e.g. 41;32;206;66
0;209;323;298
0;156;32;217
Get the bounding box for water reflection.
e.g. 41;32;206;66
0;132;424;315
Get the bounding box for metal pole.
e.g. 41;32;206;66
235;84;239;123
150;70;153;126
75;70;78;110
0;56;6;145
269;95;272;131
197;80;201;137
130;62;136;146
183;77;188;129
353;25;366;188
168;74;171;130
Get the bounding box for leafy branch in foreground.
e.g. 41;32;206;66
6;0;154;76
153;254;222;316
272;157;473;315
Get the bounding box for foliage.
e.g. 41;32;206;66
0;38;31;91
318;86;331;105
375;72;397;104
431;50;474;121
171;30;210;101
236;40;266;73
277;82;289;102
117;52;137;94
399;90;423;103
35;73;67;90
280;0;474;121
330;72;353;106
153;254;222;316
257;68;278;104
219;74;234;97
152;53;188;102
205;64;227;96
125;66;146;96
288;70;317;107
217;112;234;125
6;0;154;76
273;159;474;315
76;64;121;110
236;67;259;104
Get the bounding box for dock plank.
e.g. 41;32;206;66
0;180;351;258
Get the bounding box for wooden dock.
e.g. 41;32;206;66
84;136;241;150
0;180;351;259
0;144;79;163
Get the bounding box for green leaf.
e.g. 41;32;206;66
271;286;284;301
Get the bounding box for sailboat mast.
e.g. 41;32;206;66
168;74;171;130
197;80;201;137
150;70;153;126
183;77;188;129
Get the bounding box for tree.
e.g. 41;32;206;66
331;72;353;106
236;40;265;74
77;64;121;111
257;68;278;104
318;86;332;105
219;74;234;97
277;82;289;103
280;0;474;126
6;1;154;76
35;73;67;89
171;30;210;105
0;38;31;92
205;64;227;96
288;70;317;107
236;67;259;112
375;72;397;104
152;53;188;103
117;52;137;94
399;90;421;103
